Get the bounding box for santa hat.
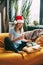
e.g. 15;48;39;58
14;15;24;24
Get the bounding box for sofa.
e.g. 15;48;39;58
27;25;43;31
0;33;43;65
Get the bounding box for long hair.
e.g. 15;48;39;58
14;23;24;33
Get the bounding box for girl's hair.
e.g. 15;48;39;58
14;23;24;33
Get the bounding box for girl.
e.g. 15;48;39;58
4;15;33;54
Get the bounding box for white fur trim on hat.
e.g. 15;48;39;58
17;20;24;23
14;20;17;24
14;20;24;24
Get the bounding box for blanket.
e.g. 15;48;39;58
25;29;43;41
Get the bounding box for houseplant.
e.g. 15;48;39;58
22;0;32;31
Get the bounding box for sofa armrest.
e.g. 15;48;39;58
0;33;9;47
35;35;43;47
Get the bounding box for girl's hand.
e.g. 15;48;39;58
19;35;24;40
26;40;32;43
13;35;24;42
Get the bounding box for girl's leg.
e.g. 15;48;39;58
17;42;26;51
22;46;34;53
4;37;18;53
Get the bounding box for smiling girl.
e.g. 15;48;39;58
4;15;32;54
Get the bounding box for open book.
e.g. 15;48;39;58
26;42;41;50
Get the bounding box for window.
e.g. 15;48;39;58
29;0;40;25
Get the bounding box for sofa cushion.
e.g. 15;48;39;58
0;47;43;65
0;40;4;47
0;33;9;47
35;35;43;46
0;47;13;53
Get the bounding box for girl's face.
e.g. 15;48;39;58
17;23;23;29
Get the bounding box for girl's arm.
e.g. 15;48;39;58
9;33;32;43
9;33;24;42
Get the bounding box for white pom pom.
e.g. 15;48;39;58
14;20;17;24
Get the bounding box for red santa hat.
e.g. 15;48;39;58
14;15;24;24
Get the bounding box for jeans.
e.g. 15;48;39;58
4;37;26;53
